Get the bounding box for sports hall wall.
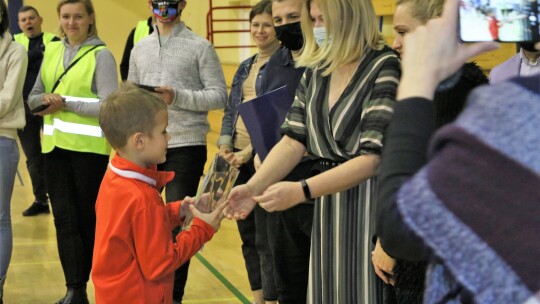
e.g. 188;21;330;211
17;0;514;78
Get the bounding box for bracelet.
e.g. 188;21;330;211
300;179;312;200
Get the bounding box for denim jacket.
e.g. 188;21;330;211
218;54;257;147
218;46;305;147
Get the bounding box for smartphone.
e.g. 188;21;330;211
30;104;50;114
459;0;539;42
135;84;159;92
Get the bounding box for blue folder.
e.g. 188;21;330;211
237;85;292;161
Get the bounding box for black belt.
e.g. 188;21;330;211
312;158;343;173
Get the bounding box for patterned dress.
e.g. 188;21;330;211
281;46;400;304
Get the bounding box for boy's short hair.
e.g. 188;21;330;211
100;82;167;149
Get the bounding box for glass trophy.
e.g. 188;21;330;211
182;153;240;230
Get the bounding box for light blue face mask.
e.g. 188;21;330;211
313;27;327;47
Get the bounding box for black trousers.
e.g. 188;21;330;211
234;156;262;291
269;205;313;304
17;113;48;202
268;158;316;304
45;148;108;288
254;205;278;301
158;145;206;302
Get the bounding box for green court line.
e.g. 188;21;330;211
195;252;251;304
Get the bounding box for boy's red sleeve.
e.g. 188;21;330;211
132;206;215;281
166;200;182;227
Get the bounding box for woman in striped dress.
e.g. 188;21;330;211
226;0;400;303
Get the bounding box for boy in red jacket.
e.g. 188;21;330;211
92;82;226;304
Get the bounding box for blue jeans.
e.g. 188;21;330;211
17;113;48;203
0;137;19;277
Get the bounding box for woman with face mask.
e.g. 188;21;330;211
373;0;489;303
218;2;280;303
0;1;28;302
28;0;118;303
226;0;400;303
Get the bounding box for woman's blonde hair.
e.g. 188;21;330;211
297;0;385;75
396;0;444;24
57;0;98;38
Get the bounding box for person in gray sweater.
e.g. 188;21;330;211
128;1;227;303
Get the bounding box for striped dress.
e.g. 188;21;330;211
281;46;400;304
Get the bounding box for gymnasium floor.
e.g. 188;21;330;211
4;109;255;304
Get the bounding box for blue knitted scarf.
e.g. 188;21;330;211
397;76;540;303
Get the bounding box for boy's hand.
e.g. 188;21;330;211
180;194;212;224
189;200;228;231
179;199;191;222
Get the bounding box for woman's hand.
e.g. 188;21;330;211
256;181;305;212
219;145;232;156
225;184;258;220
253;154;262;171
372;238;396;285
230;146;252;168
35;93;65;116
398;0;498;100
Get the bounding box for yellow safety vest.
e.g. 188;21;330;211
40;42;111;156
133;20;151;44
14;32;56;51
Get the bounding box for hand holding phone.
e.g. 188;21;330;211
30;104;50;114
135;84;159;92
459;0;539;42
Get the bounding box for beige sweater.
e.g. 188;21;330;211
0;33;27;139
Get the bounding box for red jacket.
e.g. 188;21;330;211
92;154;214;304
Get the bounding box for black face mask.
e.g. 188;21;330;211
519;42;538;53
274;22;304;51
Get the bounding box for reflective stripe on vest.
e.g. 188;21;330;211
40;41;111;155
14;32;56;51
133;20;151;44
44;118;103;137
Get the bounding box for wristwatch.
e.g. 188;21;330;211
300;179;312;200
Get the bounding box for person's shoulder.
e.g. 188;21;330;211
8;40;27;56
98;176;155;211
239;54;256;66
131;33;157;50
461;62;489;86
174;27;212;47
490;53;520;78
95;47;115;58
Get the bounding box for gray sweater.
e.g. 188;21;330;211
128;22;227;148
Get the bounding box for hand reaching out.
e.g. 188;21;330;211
224;184;258;220
256;181;305;212
398;0;499;100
